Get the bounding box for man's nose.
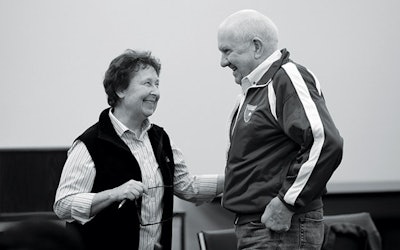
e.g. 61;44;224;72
220;55;229;67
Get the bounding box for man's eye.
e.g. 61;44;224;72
222;49;230;55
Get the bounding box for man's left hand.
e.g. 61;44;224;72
261;197;294;232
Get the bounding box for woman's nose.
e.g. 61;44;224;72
150;85;160;97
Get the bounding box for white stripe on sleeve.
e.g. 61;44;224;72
282;63;325;206
268;82;277;120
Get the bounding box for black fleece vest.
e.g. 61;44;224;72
67;108;175;250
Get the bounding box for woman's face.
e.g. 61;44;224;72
117;66;160;120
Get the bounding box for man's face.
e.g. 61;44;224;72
218;29;256;85
118;66;160;120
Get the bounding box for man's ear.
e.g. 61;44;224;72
252;37;264;59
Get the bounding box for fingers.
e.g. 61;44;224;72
263;214;291;232
261;204;291;232
262;214;290;232
119;180;147;201
142;185;148;195
265;221;290;232
261;197;294;232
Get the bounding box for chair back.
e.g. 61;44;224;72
197;228;237;250
322;212;382;250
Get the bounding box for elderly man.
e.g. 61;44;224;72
218;9;343;249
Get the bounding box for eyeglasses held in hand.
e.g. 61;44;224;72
118;185;173;226
136;185;173;226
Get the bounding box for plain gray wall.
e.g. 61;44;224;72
1;1;399;189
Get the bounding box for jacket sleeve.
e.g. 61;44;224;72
275;62;343;210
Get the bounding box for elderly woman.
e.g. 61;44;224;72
54;49;224;250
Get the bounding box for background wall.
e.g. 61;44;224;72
1;0;399;195
1;1;400;249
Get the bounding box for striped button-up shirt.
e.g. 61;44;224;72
54;110;219;250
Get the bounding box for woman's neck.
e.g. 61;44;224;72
112;108;145;134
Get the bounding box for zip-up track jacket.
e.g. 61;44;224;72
223;49;343;215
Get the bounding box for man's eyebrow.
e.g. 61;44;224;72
219;45;228;52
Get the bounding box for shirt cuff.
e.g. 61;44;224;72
71;193;95;224
194;174;219;204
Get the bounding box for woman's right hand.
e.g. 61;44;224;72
114;179;148;202
90;180;148;216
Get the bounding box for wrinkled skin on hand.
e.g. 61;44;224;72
261;197;295;232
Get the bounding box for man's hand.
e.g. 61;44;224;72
261;197;294;232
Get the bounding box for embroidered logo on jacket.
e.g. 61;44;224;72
244;104;257;123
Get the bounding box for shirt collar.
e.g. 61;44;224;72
241;49;282;93
108;109;151;139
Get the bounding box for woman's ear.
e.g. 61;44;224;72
116;89;125;99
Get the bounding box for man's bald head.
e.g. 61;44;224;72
218;9;279;57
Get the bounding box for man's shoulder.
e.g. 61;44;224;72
274;60;311;83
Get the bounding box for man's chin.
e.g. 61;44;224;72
233;73;243;84
234;77;242;85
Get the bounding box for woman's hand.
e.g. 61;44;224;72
114;179;148;202
90;180;148;216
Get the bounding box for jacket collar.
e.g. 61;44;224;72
256;49;290;86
